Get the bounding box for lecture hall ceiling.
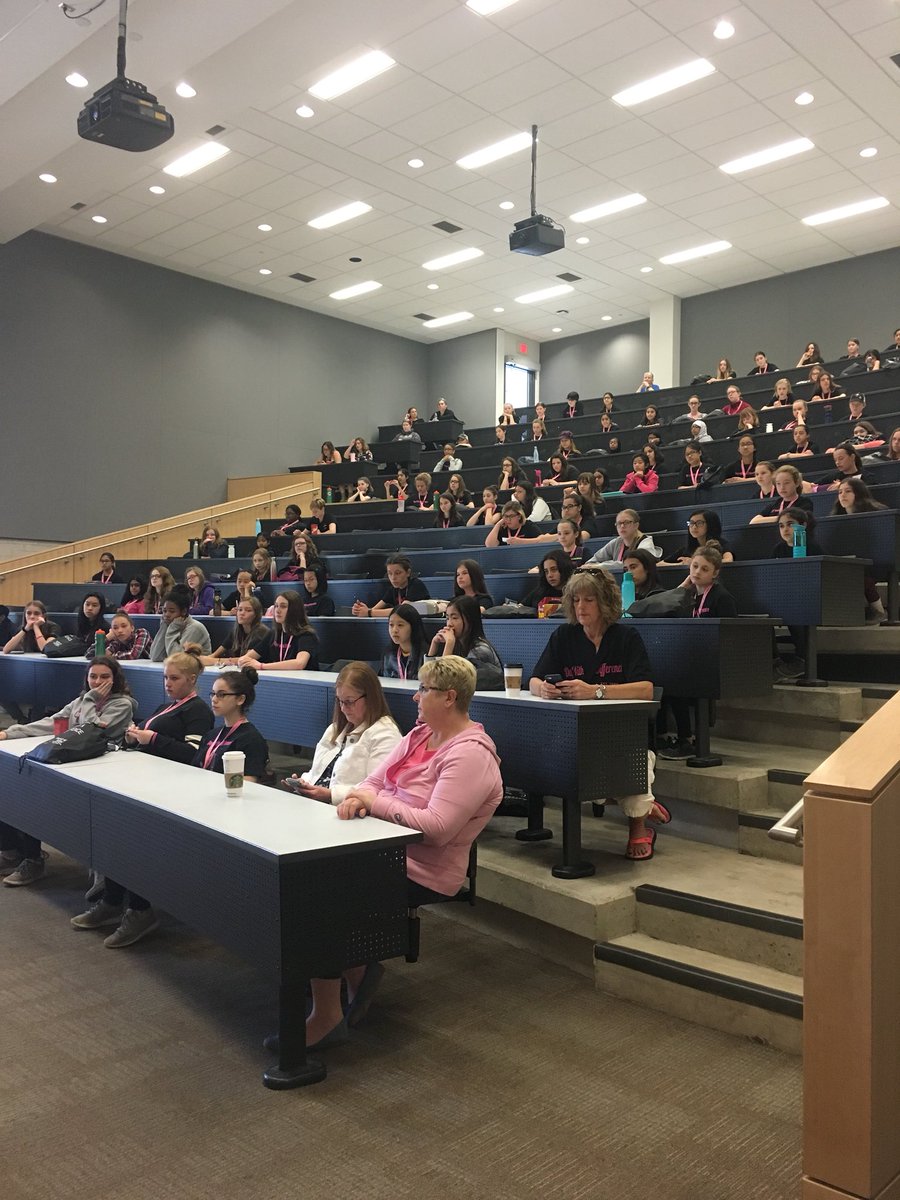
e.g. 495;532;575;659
1;0;898;342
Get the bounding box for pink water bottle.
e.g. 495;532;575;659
534;468;542;486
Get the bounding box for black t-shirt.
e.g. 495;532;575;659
140;695;214;765
377;577;430;607
560;400;583;419
532;622;653;687
669;537;732;562
760;495;814;518
222;625;272;659
263;629;319;668
772;539;824;558
220;586;261;611
816;469;863;486
455;591;494;609
677;462;708;487
688;582;738;617
302;593;335;617
579;517;600;540
193;721;269;779
22;620;62;652
306;514;331;535
722;459;757;481
497;520;539;545
91;571;125;583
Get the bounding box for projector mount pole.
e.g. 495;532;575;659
116;0;128;80
530;124;538;218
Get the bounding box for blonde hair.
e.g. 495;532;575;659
164;650;203;679
419;655;476;711
561;570;622;627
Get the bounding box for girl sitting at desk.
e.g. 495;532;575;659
0;657;136;888
251;592;319;672
197;597;272;667
380;603;427;681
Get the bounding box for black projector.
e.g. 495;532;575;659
77;76;174;152
509;214;565;256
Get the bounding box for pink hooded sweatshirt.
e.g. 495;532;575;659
363;721;503;896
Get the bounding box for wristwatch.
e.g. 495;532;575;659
595;685;606;700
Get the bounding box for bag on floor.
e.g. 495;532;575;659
21;724;109;766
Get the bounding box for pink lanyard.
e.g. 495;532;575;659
276;633;294;662
739;461;752;478
778;496;798;513
396;647;409;679
689;465;701;485
99;570;112;584
202;721;245;771
143;692;197;731
693;585;713;617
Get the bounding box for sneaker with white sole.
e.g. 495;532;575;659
0;852;22;876
71;901;123;930
84;871;106;904
3;858;45;887
104;908;159;948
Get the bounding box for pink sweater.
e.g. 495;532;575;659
363;722;503;896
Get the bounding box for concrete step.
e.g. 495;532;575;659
633;883;802;975
715;684;864;750
594;932;802;1054
818;627;900;684
739;809;804;866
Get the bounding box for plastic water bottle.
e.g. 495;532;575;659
94;630;106;657
533;444;539;463
433;491;440;510
621;569;636;615
269;557;276;581
823;404;833;424
792;525;807;558
191;539;199;558
397;494;406;513
227;543;235;558
325;486;333;504
534;468;542;486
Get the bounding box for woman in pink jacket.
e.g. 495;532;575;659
621;451;659;494
303;655;503;1051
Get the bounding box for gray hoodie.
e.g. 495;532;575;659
5;688;136;743
150;616;211;662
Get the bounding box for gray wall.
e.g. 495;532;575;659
426;328;499;432
0;232;428;541
539;320;650;404
680;246;900;378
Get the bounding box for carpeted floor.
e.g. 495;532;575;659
0;851;801;1200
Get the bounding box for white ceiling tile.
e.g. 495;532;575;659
204;159;284;199
200;197;267;232
508;0;635;53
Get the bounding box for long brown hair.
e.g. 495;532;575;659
331;662;395;737
145;566;175;613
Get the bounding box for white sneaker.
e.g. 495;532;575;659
3;858;45;887
71;901;123;929
104;908;159;948
865;600;886;625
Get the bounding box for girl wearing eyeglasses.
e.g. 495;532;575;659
666;510;734;565
282;663;401;806
193;666;268;781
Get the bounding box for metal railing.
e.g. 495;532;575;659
768;798;804;846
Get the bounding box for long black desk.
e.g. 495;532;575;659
0;737;419;1090
0;659;657;880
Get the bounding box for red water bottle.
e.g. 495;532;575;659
534;468;542;486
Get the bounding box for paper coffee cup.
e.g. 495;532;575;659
223;750;245;797
504;663;523;696
53;717;69;736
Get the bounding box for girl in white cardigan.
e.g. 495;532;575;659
283;662;402;805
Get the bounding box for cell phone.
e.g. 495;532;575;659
282;776;306;793
544;674;563;685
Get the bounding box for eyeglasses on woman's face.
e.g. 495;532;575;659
337;693;364;709
416;685;447;694
210;689;240;699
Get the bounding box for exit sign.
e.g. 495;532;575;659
518;342;528;354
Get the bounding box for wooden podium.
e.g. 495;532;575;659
803;691;900;1199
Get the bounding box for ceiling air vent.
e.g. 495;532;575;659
289;272;316;282
413;312;435;321
205;124;226;136
433;220;462;234
70;202;86;210
557;272;581;282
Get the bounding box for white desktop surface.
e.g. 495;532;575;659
0;738;418;859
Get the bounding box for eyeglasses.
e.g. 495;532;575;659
210;690;240;698
687;519;705;528
337;694;364;708
616;520;636;528
417;685;448;694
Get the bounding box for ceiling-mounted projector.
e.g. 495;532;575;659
509;125;565;256
76;0;174;152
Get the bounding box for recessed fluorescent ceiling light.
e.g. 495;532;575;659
612;59;715;107
601;315;612;322
330;280;382;300
551;326;562;333
515;283;574;304
640;265;653;273
802;196;889;226
422;311;474;328
859;147;878;158
309;50;395;100
259;268;272;275
659;240;731;265
570;193;646;222
308;201;372;230
422;246;484;271
575;237;590;245
148;185;166;194
91;214;107;224
427;283;440;290
65;71;88;88
457;131;531;170
39;173;57;183
493;306;504;313
466;0;520;13
175;82;197;98
720;137;814;174
164;141;230;177
713;20;734;39
295;105;315;119
408;158;424;168
499;200;515;210
258;223;273;232
795;92;814;106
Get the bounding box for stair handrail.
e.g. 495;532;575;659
768;798;804;846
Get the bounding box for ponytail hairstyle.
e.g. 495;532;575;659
218;665;259;712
